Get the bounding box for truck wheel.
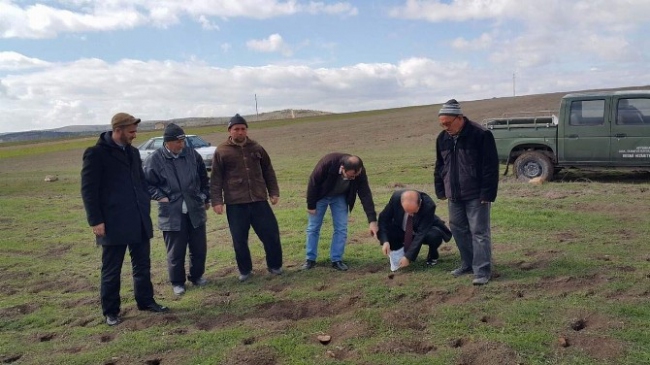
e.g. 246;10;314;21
514;151;554;182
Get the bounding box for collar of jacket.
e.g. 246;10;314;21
161;145;187;159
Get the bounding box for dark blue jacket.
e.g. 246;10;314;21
81;132;153;245
434;118;499;202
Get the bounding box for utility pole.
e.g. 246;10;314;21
255;94;259;121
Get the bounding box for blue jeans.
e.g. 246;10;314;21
305;195;348;262
448;199;492;278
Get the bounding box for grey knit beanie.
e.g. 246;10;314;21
438;99;463;116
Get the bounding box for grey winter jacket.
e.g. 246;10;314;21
143;145;210;231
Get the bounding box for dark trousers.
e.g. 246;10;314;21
100;240;155;316
162;214;207;286
225;201;283;275
386;227;444;261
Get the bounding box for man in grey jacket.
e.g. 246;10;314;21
143;123;211;295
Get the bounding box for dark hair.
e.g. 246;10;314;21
341;155;363;172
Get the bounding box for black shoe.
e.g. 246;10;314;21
105;314;120;326
138;302;169;313
331;261;348;271
301;260;316;270
426;259;438;266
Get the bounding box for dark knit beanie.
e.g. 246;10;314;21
163;123;186;142
438;99;463;116
228;114;248;130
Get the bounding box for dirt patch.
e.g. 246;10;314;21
193;313;239;331
457;340;521;365
27;276;94;294
222;345;277;365
558;334;625;362
323;320;372;343
372;338;436;354
381;307;428;331
121;313;181;331
0;303;39;319
554;230;581;244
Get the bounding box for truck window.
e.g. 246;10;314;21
616;98;649;125
569;100;605;126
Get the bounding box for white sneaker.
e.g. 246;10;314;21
172;285;185;295
238;273;252;282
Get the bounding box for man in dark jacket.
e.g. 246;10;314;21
81;112;169;326
378;190;452;271
143;123;210;296
434;99;499;285
210;114;283;282
302;153;378;271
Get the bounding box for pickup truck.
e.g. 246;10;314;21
485;90;650;181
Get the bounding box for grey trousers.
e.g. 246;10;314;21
162;214;207;286
448;199;492;278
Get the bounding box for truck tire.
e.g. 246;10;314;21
514;151;554;182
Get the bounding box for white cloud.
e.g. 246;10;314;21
451;33;492;50
0;52;52;70
0;0;357;39
197;15;219;31
246;34;293;57
1;52;648;133
221;43;232;53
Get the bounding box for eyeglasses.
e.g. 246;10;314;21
439;116;458;126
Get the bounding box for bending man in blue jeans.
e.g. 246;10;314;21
434;99;499;285
303;153;378;271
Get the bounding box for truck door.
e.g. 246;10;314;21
559;98;610;164
610;97;650;166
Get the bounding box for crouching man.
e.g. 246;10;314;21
377;190;451;271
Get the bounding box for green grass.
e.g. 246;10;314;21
1;106;649;364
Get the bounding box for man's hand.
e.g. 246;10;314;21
307;209;316;215
369;221;378;237
213;204;224;214
92;223;105;237
158;197;169;202
270;196;279;205
381;242;390;256
439;197;447;201
399;257;410;268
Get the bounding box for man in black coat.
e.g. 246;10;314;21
434;99;499;285
81;112;168;326
378;190;452;271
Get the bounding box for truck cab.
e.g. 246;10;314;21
559;91;650;166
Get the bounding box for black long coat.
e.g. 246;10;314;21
81;131;153;246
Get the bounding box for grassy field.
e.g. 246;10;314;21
1;96;649;365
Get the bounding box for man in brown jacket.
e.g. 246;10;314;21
210;114;283;281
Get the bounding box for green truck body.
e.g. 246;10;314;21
485;90;650;181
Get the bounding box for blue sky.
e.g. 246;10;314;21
1;0;649;133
